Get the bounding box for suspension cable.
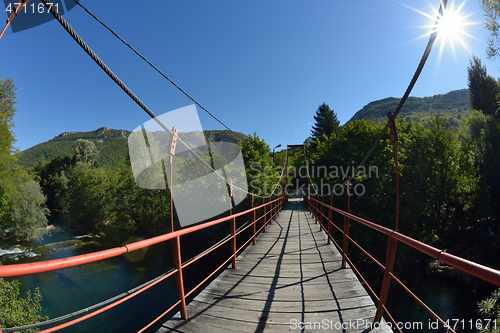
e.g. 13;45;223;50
70;0;236;136
350;0;448;179
39;0;283;199
305;0;448;196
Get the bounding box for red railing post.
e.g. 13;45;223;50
274;195;277;217
306;185;311;215
168;127;178;233
263;196;267;233
375;237;397;322
167;127;187;320
327;193;332;244
269;195;273;225
319;196;324;231
316;195;320;223
341;179;350;269
314;195;318;224
252;193;256;245
231;216;237;269
172;235;187;320
229;180;233;216
374;112;401;323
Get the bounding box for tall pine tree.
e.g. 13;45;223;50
467;55;500;120
310;103;340;143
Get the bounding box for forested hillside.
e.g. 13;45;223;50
18;128;247;169
348;89;470;130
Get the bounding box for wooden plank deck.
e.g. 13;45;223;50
159;197;392;333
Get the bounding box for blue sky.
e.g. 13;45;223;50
1;0;499;154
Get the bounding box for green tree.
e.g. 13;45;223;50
467;56;500;119
67;163;113;228
31;155;73;211
0;277;47;333
240;133;279;197
0;77;17;157
457;110;500;220
478;288;500;333
112;157;170;235
310;103;340;145
0;77;19;231
72;139;98;166
415;117;459;239
481;0;500;60
10;180;50;240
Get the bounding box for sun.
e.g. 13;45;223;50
395;0;482;70
395;0;479;51
433;1;473;53
437;7;466;45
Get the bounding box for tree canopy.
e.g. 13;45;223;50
467;55;500;119
481;0;500;60
310;103;340;144
72;139;99;166
0;278;47;333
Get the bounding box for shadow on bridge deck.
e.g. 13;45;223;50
159;197;392;333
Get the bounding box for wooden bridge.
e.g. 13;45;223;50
159;196;391;333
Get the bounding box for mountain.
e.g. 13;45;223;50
18;127;248;169
347;89;471;130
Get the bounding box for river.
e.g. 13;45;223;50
0;223;181;333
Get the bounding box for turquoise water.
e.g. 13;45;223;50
0;225;180;333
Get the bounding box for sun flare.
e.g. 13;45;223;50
437;8;466;45
433;1;475;54
396;0;479;52
395;0;482;74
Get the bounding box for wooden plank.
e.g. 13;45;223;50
159;197;392;333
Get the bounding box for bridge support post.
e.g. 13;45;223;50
252;194;256;246
319;196;324;232
341;179;350;269
327;193;332;244
231;216;237;269
269;196;273;225
263;197;267;233
172;236;188;320
316;195;320;223
314;195;318;223
374;236;397;323
374;112;401;324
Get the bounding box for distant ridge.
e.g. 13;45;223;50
18;128;247;169
347;89;471;130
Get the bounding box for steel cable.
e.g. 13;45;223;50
39;0;284;199
70;0;237;136
306;0;448;196
350;0;448;179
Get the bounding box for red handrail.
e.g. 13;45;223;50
306;196;500;333
0;198;279;278
0;195;286;332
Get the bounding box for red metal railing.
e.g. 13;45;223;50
305;195;500;333
0;194;287;333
